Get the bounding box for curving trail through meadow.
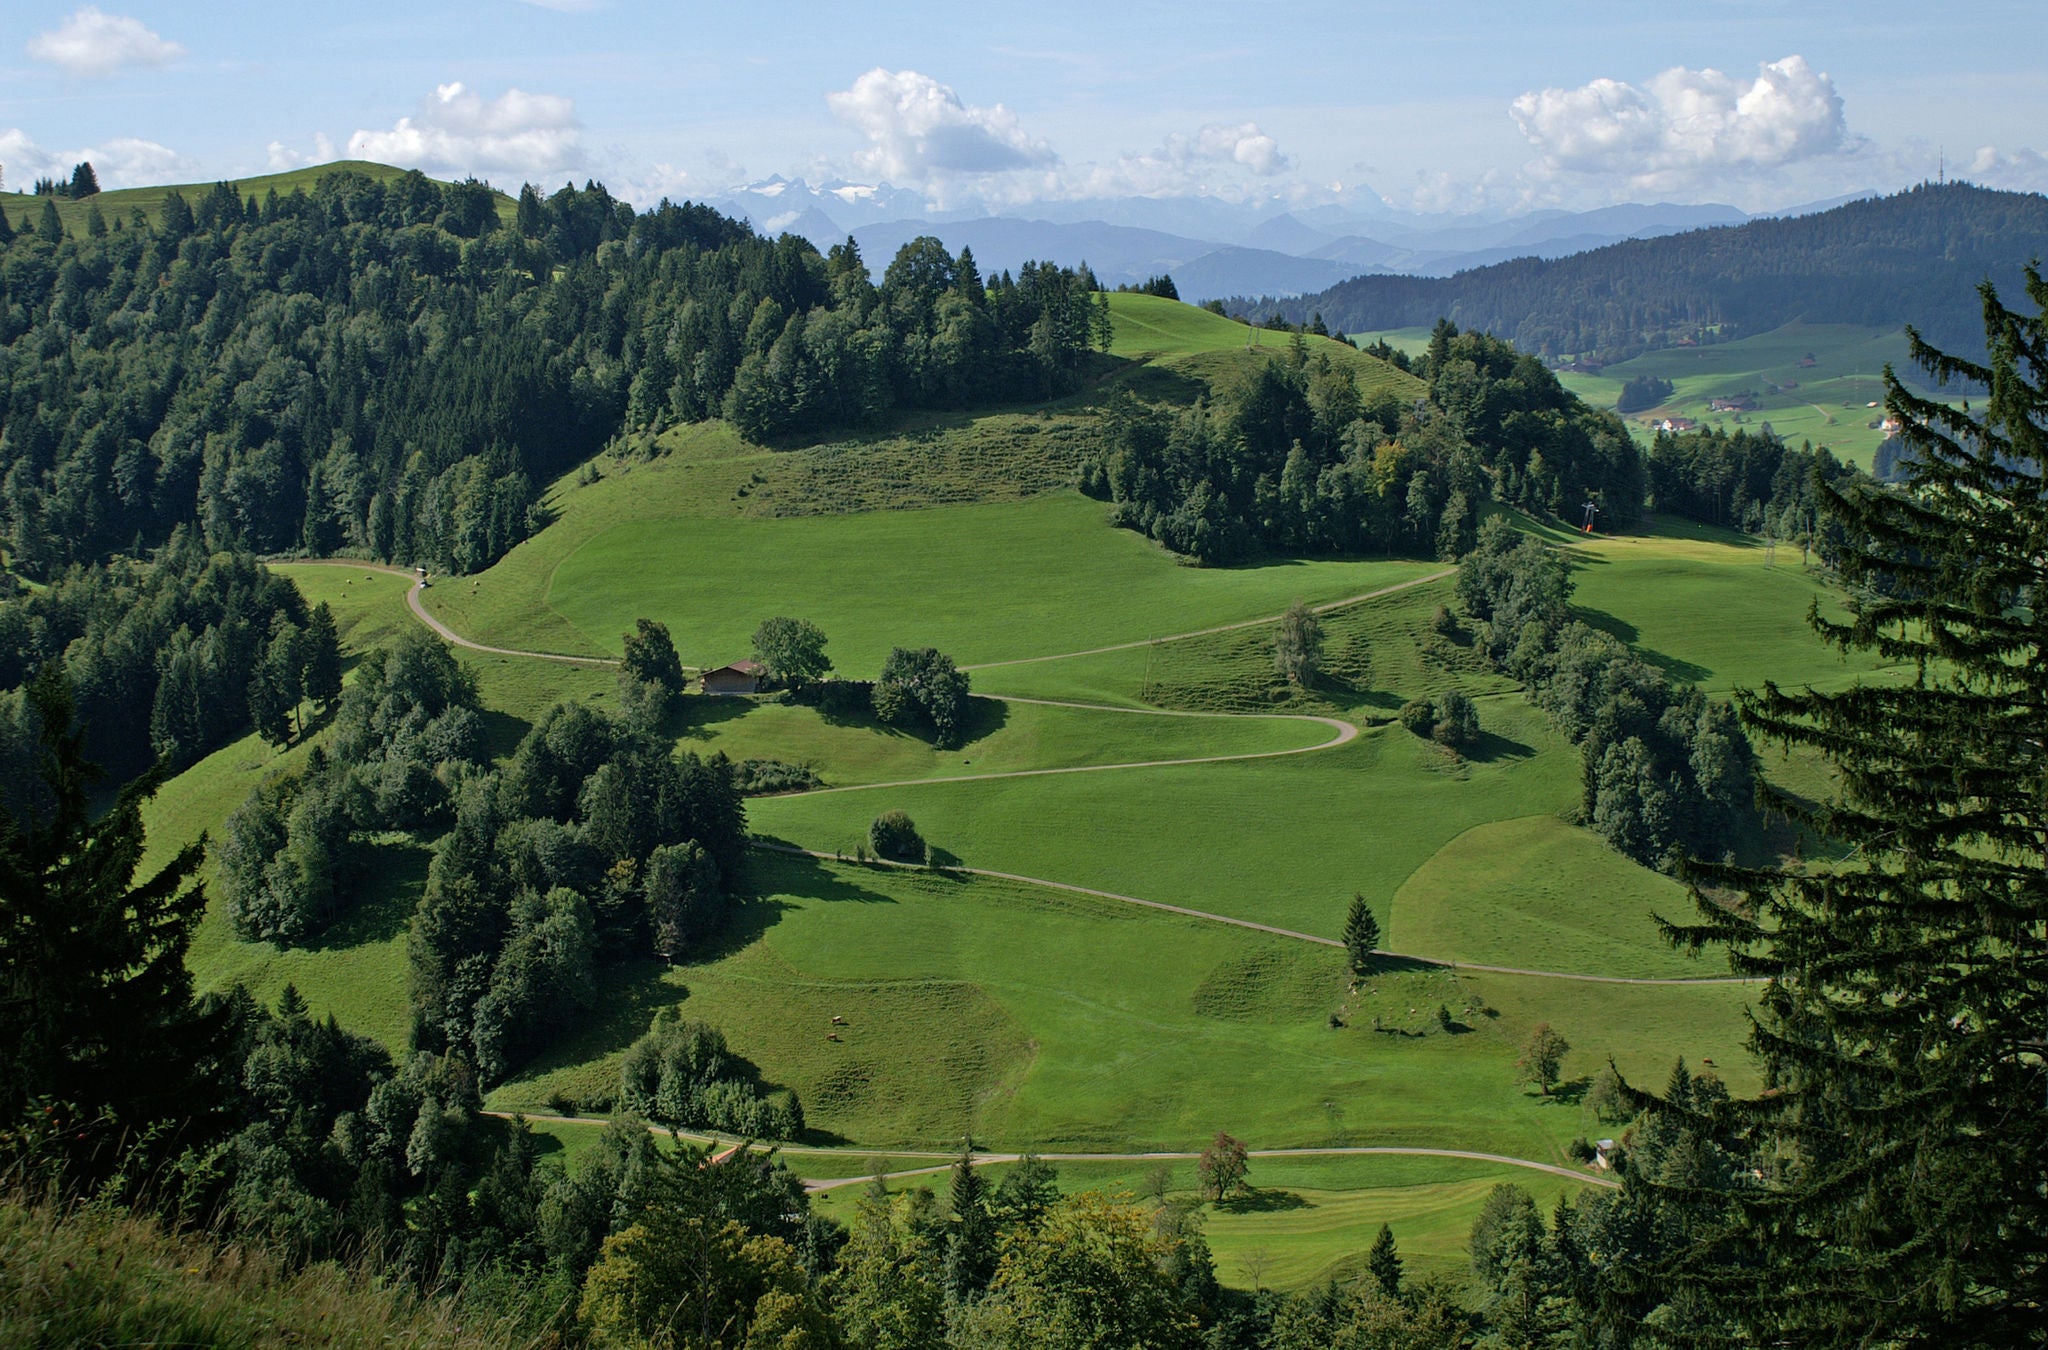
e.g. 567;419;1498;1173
484;1111;1620;1193
317;552;1699;1191
322;553;1752;988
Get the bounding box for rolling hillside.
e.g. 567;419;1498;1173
1248;182;2048;362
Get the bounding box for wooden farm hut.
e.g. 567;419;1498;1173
702;659;765;695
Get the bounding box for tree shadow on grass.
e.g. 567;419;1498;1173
306;836;434;951
506;957;680;1084
1573;607;1712;685
746;840;907;908
1539;1076;1593;1106
1218;1188;1312;1214
1460;727;1539;765
676;694;758;740
477;708;534;762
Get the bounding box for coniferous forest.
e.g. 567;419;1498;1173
1241;182;2048;362
0;169;1107;578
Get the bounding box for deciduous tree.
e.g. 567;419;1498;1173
1516;1023;1569;1095
1273;599;1322;686
752;616;832;688
1196;1130;1249;1203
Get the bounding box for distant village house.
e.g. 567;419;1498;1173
702;659;765;695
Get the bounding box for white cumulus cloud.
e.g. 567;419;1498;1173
266;134;339;173
826;69;1056;184
1511;55;1851;194
26;6;183;78
347;82;581;179
0;126;189;190
1161;122;1291;177
1966;145;2048;193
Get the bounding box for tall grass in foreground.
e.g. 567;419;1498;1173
0;1187;562;1349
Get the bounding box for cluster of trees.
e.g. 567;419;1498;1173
1455;1059;1740;1343
1457;517;1757;867
1080;324;1640;564
714;244;1112;442
1116;274;1181;299
873;646;972;747
1613;373;1674;413
618;1010;804;1140
1244;182;2048;362
1646;424;1860;546
409;698;747;1083
0;532;337;783
0;167;1109;581
216;631;486;943
1398;688;1480;751
24;161;99;199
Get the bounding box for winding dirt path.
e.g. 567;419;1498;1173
299;553;1748;986
484;1112;1617;1193
284;559;619;667
960;568;1456;671
783;694;1357;797
752;843;1751;986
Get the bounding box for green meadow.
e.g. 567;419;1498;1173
1551;322;1951;468
130;292;1889;1289
805;1153;1591;1292
1352;321;1958;469
1560;516;1906;694
0;160;513;240
488;853;1578;1163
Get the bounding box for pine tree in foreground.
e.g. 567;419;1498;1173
1655;270;2048;1347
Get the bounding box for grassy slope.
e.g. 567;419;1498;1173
806;1153;1587;1292
0;160;515;239
1561;514;1905;695
1551;322;1944;468
125;289;1842;1276
747;700;1583;943
683;695;1330;788
489;852;1583;1162
1389;815;1707;980
0;1192;536;1350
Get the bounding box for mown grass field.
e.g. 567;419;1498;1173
684;694;1332;789
488;852;1586;1162
1389;815;1705;981
747;700;1583;943
123;291;1876;1284
1561;515;1906;695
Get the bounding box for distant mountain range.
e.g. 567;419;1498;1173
704;176;1874;303
1236;182;2048;361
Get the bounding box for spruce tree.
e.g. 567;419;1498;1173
1367;1221;1403;1297
1656;270;2048;1345
944;1142;997;1301
302;602;344;713
0;667;215;1176
1342;893;1379;974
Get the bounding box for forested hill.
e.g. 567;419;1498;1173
1237;182;2048;363
0;166;1106;577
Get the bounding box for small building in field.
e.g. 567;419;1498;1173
702;659;766;695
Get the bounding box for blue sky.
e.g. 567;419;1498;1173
3;1;2044;216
